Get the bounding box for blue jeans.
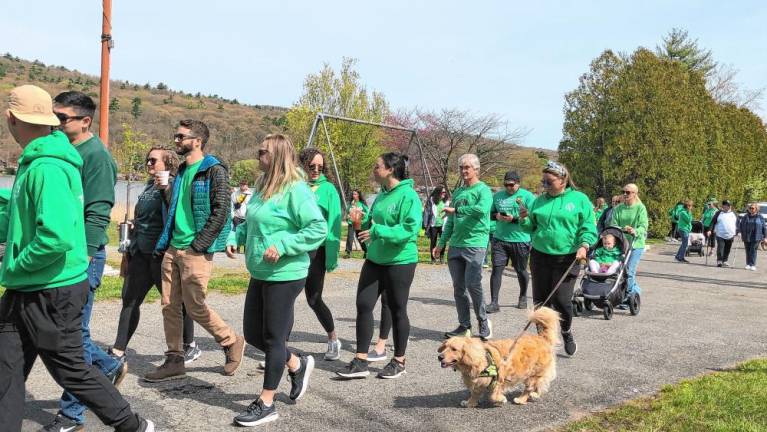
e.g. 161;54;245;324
744;241;758;266
675;232;689;261
625;247;644;296
60;246;121;424
447;247;487;329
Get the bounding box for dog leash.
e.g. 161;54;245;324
500;257;584;366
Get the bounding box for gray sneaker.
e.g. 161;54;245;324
324;339;342;361
183;342;202;365
366;348;387;362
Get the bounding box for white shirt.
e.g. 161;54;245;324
231;190;252;219
714;211;737;239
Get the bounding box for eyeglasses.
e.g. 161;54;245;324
54;112;87;123
258;149;269;157
146;157;159;165
173;133;197;142
308;164;324;172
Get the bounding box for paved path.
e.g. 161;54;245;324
23;242;767;431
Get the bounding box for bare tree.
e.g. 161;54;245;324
707;64;764;111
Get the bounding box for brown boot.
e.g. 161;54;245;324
223;335;245;376
144;354;186;382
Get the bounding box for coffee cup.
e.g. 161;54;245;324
157;171;170;186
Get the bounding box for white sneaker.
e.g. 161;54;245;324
745;265;753;271
750;266;757;271
324;339;342;361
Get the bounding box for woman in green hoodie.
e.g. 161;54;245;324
299;148;343;361
674;199;694;263
519;161;597;357
345;189;369;258
226;134;327;427
336;152;422;380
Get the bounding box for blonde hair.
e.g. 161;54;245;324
254;134;304;200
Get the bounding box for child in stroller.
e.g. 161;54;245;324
572;227;640;320
588;233;621;274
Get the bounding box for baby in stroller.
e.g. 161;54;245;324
588;233;621;274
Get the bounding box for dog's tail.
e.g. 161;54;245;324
529;306;561;346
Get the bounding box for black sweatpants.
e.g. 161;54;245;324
346;225;368;255
113;251;194;351
489;239;530;304
243;277;305;390
716;236;734;263
0;280;139;432
355;260;416;357
306;247;335;334
529;249;579;333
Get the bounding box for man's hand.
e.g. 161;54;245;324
226;245;237;259
518;207;529;220
263;245;280;263
432;245;443;259
497;214;514;223
357;230;371;243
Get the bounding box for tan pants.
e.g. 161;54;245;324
161;247;237;355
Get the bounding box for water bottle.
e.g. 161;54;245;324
118;222;131;253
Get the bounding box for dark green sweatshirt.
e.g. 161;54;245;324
75;135;117;256
0;131;89;291
362;179;422;265
309;175;342;272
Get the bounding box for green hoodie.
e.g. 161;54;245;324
0;131;88;292
309;175;342;272
361;179;422;265
347;200;370;223
521;187;598;255
439;181;493;248
491;187;535;243
228;181;327;282
677;208;692;234
701;206;717;227
607;201;649;249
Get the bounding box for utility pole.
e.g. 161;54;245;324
99;0;113;147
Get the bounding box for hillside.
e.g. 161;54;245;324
0;53;287;166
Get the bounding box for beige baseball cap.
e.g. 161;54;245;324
6;85;60;127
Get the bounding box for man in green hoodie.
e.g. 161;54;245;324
52;90;126;429
0;85;154;432
433;154;493;340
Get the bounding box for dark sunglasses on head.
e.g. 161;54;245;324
146;157;159;165
55;112;86;123
308;164;324;171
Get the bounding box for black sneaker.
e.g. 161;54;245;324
477;319;493;341
233;399;278;427
288;354;315;401
562;331;577;356
485;303;500;314
377;359;406;379
335;357;370;379
444;325;471;338
42;414;83;432
518;297;528;309
136;416;155;432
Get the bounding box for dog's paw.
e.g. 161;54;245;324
529;391;540;400
513;396;528;405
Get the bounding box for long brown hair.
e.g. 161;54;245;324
145;146;180;176
255;134;304;200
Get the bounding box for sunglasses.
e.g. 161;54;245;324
505;183;516;188
54;112;87;123
173;133;197;142
308;164;324;172
623;190;634;195
146;157;159;165
258;149;269;157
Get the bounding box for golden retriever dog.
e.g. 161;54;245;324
437;307;560;408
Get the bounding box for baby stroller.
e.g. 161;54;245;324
686;221;705;257
572;227;640;320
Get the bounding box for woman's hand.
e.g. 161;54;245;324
432;245;444;259
357;230;371;243
349;207;363;229
225;245;237;259
575;246;588;263
263;245;280;263
624;226;636;236
443;207;456;215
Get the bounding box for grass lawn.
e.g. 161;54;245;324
561;358;767;432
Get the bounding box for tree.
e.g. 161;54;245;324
112;124;151;218
131;97;142;120
656;28;716;78
230;159;258;186
157;82;168;90
285;57;390;197
109;97;120;113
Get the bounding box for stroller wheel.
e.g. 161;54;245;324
603;304;613;320
584;300;594;311
629;294;641;316
572;300;580;317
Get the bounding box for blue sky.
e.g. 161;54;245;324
1;1;765;150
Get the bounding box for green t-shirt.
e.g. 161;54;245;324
491;188;535;243
170;159;203;249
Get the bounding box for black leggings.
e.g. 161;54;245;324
113;252;193;351
243;277;305;390
529;249;579;333
306;247;335;334
428;227;444;260
346;225;368;254
355;261;416;357
489;239;530;304
378;292;392;340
